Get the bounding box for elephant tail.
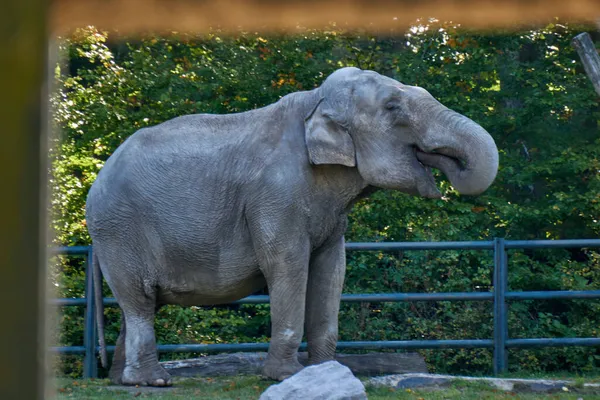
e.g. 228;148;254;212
93;251;108;368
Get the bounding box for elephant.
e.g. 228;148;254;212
86;66;498;387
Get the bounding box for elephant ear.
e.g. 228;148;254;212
304;97;356;167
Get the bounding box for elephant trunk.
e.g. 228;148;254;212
416;108;499;196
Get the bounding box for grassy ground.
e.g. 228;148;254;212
498;371;600;383
50;375;600;399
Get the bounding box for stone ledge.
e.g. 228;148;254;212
368;373;600;394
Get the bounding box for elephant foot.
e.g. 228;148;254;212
263;357;304;381
108;367;124;385
307;356;335;366
122;364;173;387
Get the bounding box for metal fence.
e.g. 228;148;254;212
50;238;600;378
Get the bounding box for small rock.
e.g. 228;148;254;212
395;376;451;389
259;361;367;400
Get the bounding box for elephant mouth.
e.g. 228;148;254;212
413;146;467;198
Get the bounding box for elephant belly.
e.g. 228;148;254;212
156;251;266;307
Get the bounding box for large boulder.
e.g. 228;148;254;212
259;361;367;400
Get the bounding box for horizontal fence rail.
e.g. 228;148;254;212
48;290;600;307
49;238;600;378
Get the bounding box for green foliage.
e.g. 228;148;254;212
50;21;600;377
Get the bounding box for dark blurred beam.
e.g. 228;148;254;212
50;0;599;35
0;0;48;398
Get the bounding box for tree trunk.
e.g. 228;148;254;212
162;352;428;377
572;32;600;98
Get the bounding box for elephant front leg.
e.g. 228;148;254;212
259;242;310;381
305;235;346;365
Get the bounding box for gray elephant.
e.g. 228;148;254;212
86;67;498;386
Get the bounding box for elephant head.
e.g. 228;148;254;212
305;67;499;198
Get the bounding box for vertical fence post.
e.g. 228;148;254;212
493;238;508;375
83;247;98;378
0;1;48;396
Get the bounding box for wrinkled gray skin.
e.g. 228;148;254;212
86;67;498;387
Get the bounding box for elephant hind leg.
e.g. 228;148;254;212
118;299;171;387
108;312;126;384
101;257;171;387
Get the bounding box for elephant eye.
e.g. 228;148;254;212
385;101;400;111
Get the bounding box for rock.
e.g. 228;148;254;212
394;375;451;389
259;361;367;400
368;373;600;394
162;351;427;377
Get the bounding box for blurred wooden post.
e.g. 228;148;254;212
0;0;48;399
48;0;600;35
572;32;600;97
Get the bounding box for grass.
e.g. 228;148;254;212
497;371;600;383
51;376;271;399
49;375;600;399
